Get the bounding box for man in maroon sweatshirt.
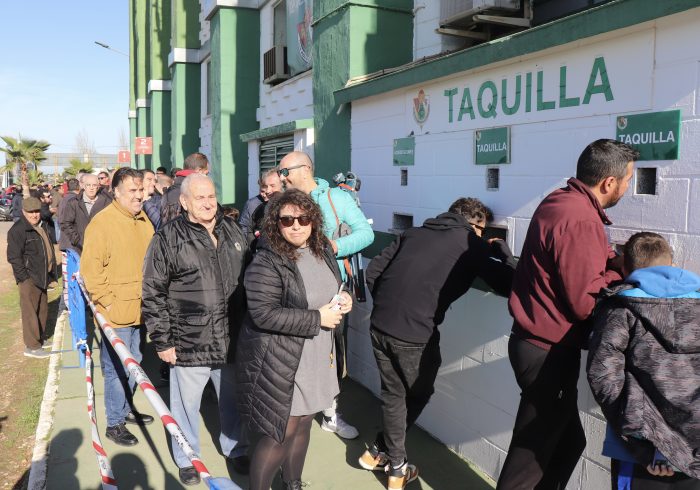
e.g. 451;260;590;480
497;139;639;490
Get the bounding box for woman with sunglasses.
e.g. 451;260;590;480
235;189;353;490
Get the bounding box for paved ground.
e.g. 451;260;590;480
43;289;495;490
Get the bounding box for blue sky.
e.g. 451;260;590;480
0;2;128;163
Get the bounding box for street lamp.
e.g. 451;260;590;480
94;41;128;57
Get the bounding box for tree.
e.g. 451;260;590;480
0;136;50;197
28;169;46;186
75;129;96;160
64;158;93;178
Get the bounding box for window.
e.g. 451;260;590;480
259;136;295;172
391;213;413;234
636;167;657;195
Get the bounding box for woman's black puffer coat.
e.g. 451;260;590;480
235;242;341;443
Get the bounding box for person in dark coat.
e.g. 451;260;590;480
587;232;700;488
235;189;351;490
59;174;111;253
160;153;209;227
143;174;249;486
10;187;23;221
360;197;516;489
239;168;282;236
141;169;162;230
7;197;57;358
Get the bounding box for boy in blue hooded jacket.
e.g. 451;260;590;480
587;232;700;489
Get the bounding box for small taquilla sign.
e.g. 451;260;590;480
475;127;510;165
616;110;680;161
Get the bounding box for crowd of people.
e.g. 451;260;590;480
5;139;700;490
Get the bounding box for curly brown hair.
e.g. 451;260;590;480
262;189;328;261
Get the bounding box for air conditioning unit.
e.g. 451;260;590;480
263;45;289;85
441;0;521;27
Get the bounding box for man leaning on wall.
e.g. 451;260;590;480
497;139;639;489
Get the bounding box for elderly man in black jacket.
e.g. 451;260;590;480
359;197;517;489
59;173;111;253
142;174;249;486
7;197;57;358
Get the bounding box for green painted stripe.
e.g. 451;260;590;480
239;119;314;142
335;0;700;104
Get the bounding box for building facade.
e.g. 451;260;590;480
129;1;700;487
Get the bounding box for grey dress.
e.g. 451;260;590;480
290;247;341;416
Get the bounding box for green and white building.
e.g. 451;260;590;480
129;1;700;487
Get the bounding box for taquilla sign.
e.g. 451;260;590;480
403;29;654;134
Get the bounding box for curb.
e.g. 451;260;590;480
27;312;66;490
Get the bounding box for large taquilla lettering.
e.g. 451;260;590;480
444;57;614;123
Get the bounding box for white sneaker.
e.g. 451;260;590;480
321;414;359;439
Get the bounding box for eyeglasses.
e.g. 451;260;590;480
469;222;486;232
278;215;312;227
84;184;99;188
277;164;309;178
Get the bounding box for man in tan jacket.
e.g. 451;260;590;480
82;167;155;446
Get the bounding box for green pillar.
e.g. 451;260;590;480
128;0;137;167
149;0;172;170
209;7;260;206
170;0;201;168
135;0;151;169
129;112;137;167
313;1;412;179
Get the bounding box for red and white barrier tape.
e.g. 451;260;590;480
76;276;217;485
84;344;118;489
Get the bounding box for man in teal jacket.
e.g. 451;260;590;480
278;151;374;439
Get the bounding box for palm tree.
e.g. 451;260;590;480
0;136;50;197
64;158;93;178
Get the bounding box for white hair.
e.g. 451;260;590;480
181;173;215;198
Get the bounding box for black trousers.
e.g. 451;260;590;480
497;335;586;490
370;328;441;466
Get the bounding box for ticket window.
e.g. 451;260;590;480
482;224;508;242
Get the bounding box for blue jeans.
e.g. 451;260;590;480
100;326;142;427
170;364;248;468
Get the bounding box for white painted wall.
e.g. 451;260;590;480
413;1;468;60
348;8;700;489
243;1;315;198
257;2;314;129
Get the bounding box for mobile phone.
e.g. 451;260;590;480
330;283;344;311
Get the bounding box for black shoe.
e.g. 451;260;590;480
125;411;154;426
284;480;306;490
228;454;250;475
178;466;201;486
105;424;138;446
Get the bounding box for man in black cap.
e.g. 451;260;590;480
7;197;58;358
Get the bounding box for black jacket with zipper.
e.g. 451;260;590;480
141;210;248;366
59;190;111;253
235;241;341;443
366;212;516;343
7;216;57;288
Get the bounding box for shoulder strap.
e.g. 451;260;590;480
327;190;340;227
326;190;353;279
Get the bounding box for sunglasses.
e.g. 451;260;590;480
276;164;308;178
278;215;312;227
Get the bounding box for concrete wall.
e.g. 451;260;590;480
347;9;700;489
